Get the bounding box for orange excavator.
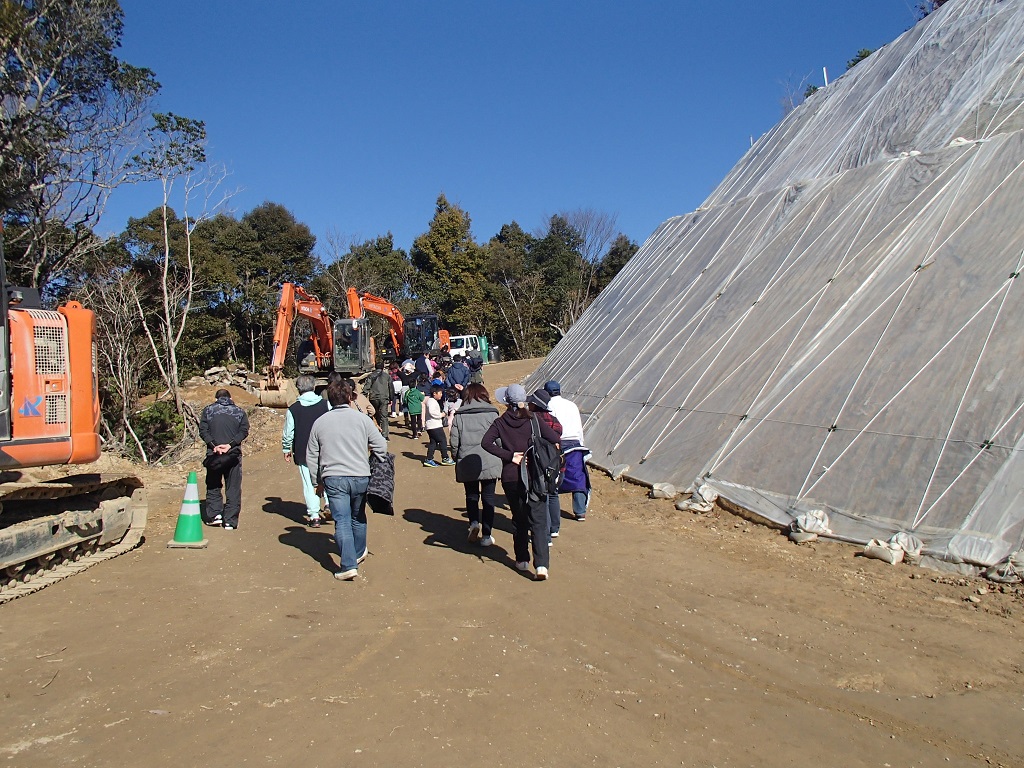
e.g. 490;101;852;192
259;282;454;406
346;288;403;360
347;288;451;360
259;282;377;407
0;230;147;604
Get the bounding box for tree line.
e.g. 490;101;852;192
0;1;637;463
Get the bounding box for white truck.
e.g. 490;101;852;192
448;334;488;364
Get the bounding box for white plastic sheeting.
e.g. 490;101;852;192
526;0;1024;570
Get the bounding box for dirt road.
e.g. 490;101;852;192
1;359;1022;767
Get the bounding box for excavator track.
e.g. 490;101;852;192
0;474;147;605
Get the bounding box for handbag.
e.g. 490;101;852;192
203;448;240;472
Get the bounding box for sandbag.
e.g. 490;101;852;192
609;464;631;481
787;509;831;543
650;482;678;500
983;550;1024;583
676;483;718;513
891;532;923;565
862;538;905;565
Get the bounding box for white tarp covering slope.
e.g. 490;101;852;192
526;0;1024;570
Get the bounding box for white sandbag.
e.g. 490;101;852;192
609;464;631;481
890;532;923;565
675;483;718;513
794;509;831;535
862;539;905;565
651;482;678;500
788;529;819;544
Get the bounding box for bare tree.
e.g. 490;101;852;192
561;207;617;326
779;72;816;117
316;228;359;309
130;114;234;443
494;270;547;359
78;267;152;461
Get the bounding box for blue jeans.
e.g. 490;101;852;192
323;475;369;572
572;490;589;519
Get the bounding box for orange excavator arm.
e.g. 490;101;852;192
266;283;333;390
347;287;405;358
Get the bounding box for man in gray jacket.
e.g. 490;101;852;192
307;379;388;580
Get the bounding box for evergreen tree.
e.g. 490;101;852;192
410;193;487;333
596;234;638;292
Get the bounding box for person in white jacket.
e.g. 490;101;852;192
422;384;455;467
545;380;591;521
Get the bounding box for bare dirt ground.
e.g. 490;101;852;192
1;358;1023;767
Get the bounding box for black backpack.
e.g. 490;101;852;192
524;415;563;501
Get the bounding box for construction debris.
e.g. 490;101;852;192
185;365;261;394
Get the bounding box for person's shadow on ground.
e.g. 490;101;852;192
403;506;527;576
277;526;337;574
263;496;309;524
264;496;337;574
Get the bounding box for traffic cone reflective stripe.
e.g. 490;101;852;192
167;470;208;548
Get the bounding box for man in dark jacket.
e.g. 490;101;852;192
414;352;432;378
482;384;560;580
445;355;471;392
466;352;485;384
364;361;393;440
198;389;250;529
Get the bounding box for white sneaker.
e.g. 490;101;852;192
515;561;530;571
550;530;559;538
535;566;549;581
468;521;482;543
480;535;494;547
357;549;368;564
223;524;235;530
335;569;358;581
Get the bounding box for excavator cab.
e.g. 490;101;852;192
403;313;443;358
332;317;374;376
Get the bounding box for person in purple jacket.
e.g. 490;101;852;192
482;384;560;581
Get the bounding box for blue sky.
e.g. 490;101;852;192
104;1;923;257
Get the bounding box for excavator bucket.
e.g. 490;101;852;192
258;379;297;408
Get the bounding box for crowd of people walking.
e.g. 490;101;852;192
273;353;592;581
197;350;590;583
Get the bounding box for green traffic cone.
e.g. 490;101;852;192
167;470;208;549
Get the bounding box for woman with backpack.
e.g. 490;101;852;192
449;383;502;547
481;384;561;581
527;388;563;543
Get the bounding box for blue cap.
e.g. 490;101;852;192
544;380;561;395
